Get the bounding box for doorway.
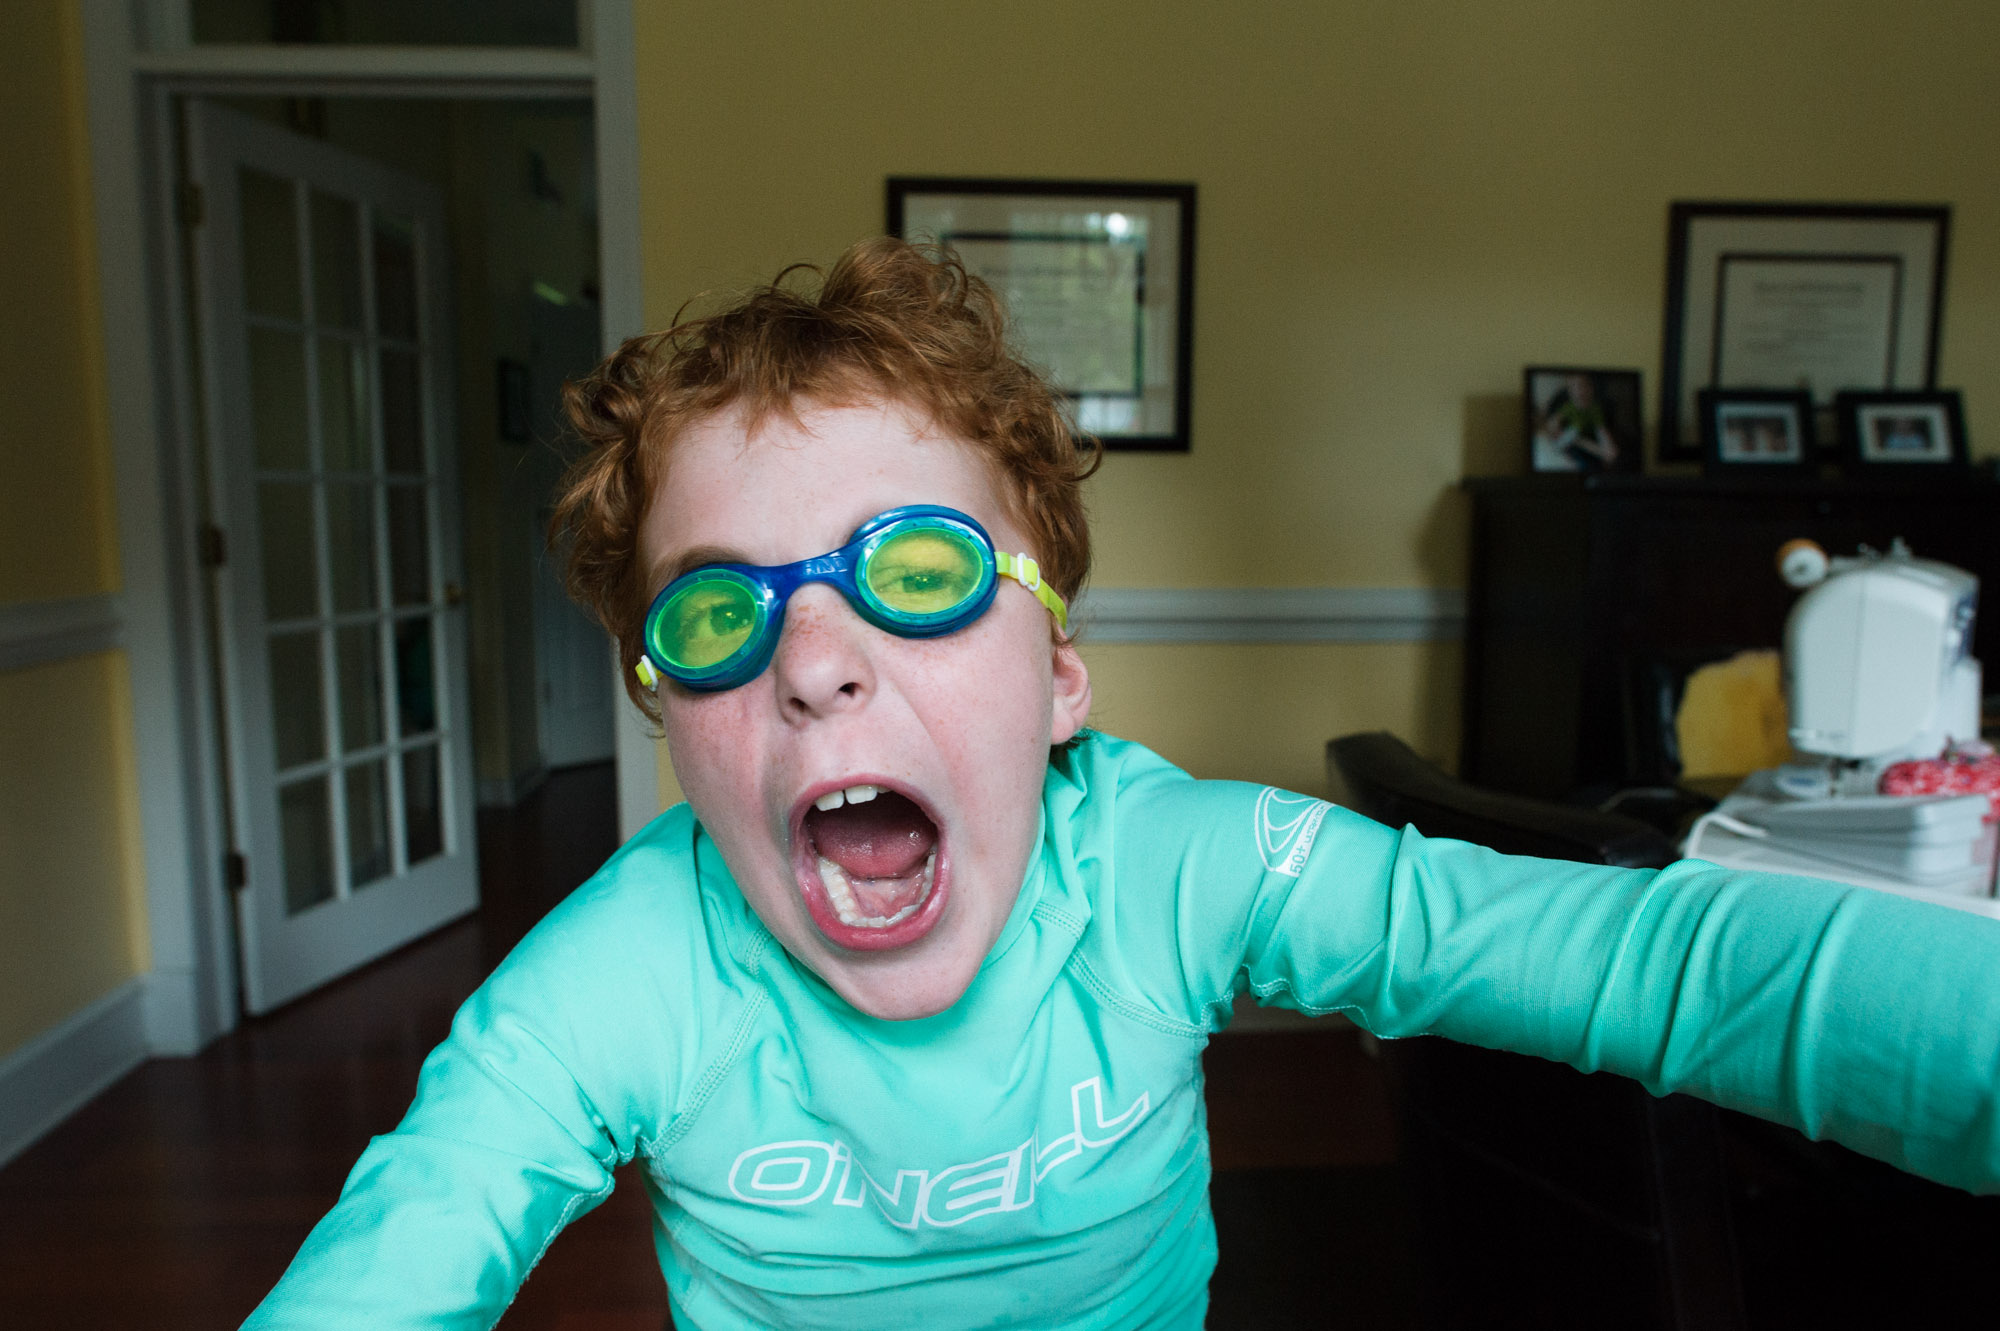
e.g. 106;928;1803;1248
81;2;647;1052
179;91;615;1013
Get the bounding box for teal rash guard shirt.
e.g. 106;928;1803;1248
245;732;2000;1329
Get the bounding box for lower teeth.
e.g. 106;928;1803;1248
817;849;936;929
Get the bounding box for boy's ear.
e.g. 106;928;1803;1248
1049;638;1092;744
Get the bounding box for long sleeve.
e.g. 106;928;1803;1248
1068;739;2000;1194
241;986;619;1327
243;813;714;1329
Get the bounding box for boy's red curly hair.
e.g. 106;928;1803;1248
553;236;1102;719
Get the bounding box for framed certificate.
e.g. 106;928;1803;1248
1657;202;1950;462
888;178;1196;451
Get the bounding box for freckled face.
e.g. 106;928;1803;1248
638;398;1091;1019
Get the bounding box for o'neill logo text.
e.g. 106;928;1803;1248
1255;788;1330;877
725;1076;1149;1230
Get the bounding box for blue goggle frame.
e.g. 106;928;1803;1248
640;505;1010;693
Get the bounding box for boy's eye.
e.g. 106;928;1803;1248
664;580;758;666
867;531;980;614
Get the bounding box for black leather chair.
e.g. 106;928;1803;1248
1328;731;1745;1331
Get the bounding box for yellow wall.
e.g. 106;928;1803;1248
0;2;117;605
1081;641;1461;799
632;0;2000;790
0;654;149;1056
0;4;148;1060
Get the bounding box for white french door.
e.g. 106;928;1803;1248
187;102;477;1014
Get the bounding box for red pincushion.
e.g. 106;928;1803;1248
1879;748;2000;820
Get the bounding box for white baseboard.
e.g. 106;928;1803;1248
0;978;148;1167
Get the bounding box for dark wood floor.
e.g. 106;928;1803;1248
0;763;1413;1329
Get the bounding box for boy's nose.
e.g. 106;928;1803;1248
769;584;875;720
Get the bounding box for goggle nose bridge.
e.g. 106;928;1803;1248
756;546;874;623
787;550;859;594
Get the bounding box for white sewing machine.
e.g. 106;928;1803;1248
1781;538;1981;783
1683;541;1999;914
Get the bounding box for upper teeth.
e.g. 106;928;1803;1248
814;784;880;811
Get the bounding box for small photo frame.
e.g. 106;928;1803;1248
1836;390;1967;471
1698;388;1815;473
1524;366;1643;473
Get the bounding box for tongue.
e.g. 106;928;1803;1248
807;792;937;880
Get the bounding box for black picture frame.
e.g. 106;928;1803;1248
1657;202;1950;463
1523;366;1643;473
1835;389;1968;473
888;177;1196;452
1697;388;1816;475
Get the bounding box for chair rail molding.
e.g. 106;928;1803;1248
0;595;124;672
1075;586;1466;644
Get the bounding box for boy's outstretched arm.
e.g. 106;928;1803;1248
241;822;707;1329
241;985;615;1328
1108;764;2000;1193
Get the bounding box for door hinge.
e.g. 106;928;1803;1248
199;522;227;568
179;181;205;229
224;851;248;892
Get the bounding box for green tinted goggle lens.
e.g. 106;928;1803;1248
637;504;1060;693
657;576;760;669
863;526;985;620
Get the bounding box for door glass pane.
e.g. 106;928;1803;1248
373;213;418;341
279;776;335;914
248;328;309;468
269;631;326;769
345;761;392;888
310;190;363;330
380;349;423;473
327;482;378;614
403;745;443;866
336;624;384;751
319;339;370;470
258;482;318;621
387;486;430;606
395;618;437;736
238;169;300;320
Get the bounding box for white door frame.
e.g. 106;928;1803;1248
78;1;656;1054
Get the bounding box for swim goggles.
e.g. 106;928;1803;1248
635;504;1069;692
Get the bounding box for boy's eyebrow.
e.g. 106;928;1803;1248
651;543;756;592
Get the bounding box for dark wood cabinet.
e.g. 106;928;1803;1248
1461;474;2000;799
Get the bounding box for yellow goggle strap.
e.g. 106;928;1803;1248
632;552;1067;690
995;551;1069;632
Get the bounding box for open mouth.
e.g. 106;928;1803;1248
794;783;948;950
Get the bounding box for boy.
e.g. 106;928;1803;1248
247;239;2000;1329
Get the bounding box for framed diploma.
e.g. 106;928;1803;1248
888;178;1196;451
1657;202;1950;463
